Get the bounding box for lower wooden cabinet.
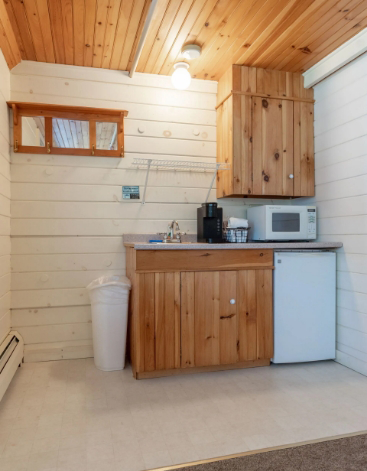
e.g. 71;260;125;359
181;270;273;369
126;248;273;379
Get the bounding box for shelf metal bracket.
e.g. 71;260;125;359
141;159;152;204
205;163;220;203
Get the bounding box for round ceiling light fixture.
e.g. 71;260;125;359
171;62;191;90
181;44;201;60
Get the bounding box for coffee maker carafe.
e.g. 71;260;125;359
197;203;223;243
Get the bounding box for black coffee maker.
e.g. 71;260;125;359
197;203;223;243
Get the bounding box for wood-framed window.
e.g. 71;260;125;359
7;102;128;158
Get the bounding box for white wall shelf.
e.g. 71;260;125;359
132;157;230;204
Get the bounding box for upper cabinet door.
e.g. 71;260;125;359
252;97;294;197
294;102;315;197
216;65;314;199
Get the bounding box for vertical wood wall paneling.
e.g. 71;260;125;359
194;271;220;367
218;271;237;365
137;272;154;372
154;272;181;371
306;52;367;376
237;270;257;361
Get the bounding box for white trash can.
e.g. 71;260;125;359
87;275;131;371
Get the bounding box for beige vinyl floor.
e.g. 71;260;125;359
1;359;367;471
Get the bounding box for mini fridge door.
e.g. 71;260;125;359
272;251;336;363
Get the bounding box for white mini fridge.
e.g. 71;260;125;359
272;251;336;364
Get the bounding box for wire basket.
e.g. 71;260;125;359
224;227;250;243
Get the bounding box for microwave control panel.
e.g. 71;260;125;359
307;208;316;236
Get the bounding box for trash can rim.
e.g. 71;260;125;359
87;275;131;291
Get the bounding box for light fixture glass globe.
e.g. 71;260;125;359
171;63;191;90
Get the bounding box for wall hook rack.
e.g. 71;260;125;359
132;157;230;204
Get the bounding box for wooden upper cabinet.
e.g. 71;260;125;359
216;65;315;198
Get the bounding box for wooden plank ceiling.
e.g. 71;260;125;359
0;0;366;79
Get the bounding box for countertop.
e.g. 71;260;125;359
123;235;342;250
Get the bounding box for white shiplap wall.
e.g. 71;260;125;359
307;52;367;375
0;50;11;344
10;62;285;362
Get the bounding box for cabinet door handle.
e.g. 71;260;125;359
230;299;236;305
289;174;294;179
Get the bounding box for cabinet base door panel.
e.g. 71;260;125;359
237;270;273;361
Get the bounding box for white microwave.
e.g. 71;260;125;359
247;205;316;241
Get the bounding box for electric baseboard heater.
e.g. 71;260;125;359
0;331;24;401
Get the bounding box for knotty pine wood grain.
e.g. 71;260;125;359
0;0;21;67
218;271;237;365
181;271;195;368
135;249;273;272
194;271;220;367
154;272;181;370
1;0;366;74
237;270;257;361
217;64;313;198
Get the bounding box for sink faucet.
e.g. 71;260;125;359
157;221;181;243
168;220;181;243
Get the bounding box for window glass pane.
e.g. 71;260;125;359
21;117;45;146
272;213;300;232
52;118;89;148
96;122;117;150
